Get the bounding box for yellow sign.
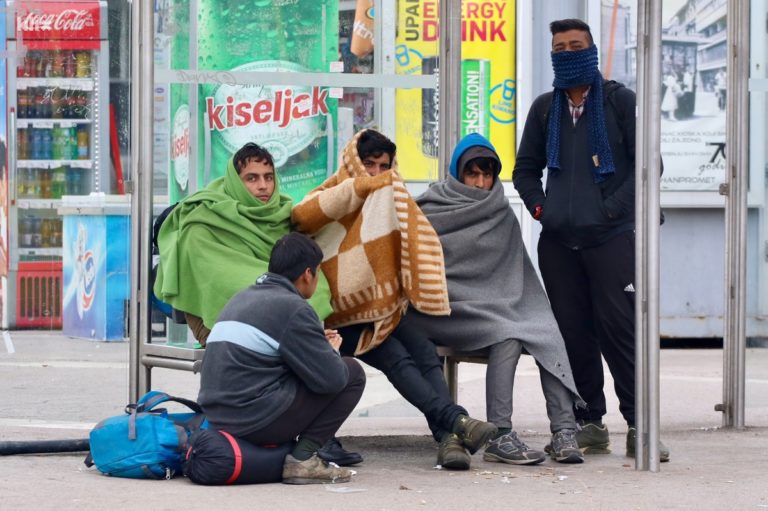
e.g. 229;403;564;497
396;0;516;180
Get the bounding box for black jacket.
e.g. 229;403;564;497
197;272;349;437
513;80;636;249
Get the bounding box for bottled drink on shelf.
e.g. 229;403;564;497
66;166;81;195
17;168;28;197
52;166;66;198
40;218;51;248
31;128;42;160
44;52;53;77
30;217;42;248
64;95;76;119
51;89;63;119
77;126;89;159
51;50;64;78
42;93;53;119
76;93;89;118
31;88;43;118
27;168;41;198
63;50;76;78
75;51;91;78
23;51;37;77
18;128;29;160
51;126;62;160
41;128;53;160
35;52;45;78
30;52;40;77
40;168;52;198
20;216;33;248
51;219;63;248
18;90;29;118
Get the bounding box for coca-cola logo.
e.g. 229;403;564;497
18;9;95;33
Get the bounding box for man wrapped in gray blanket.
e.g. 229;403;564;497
403;133;585;465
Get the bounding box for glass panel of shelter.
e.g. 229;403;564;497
746;0;768;427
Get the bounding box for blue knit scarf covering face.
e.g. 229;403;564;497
547;45;615;183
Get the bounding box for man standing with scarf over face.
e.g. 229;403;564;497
513;19;669;461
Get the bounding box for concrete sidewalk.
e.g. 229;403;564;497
1;331;767;510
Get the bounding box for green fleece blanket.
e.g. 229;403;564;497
153;159;332;328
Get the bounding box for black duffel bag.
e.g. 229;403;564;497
183;428;293;485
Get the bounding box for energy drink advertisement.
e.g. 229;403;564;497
396;0;516;180
461;59;491;138
169;0;339;203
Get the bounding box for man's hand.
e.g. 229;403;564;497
533;205;543;221
324;329;342;352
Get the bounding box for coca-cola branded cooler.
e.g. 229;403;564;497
3;1;109;329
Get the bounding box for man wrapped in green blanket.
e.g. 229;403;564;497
153;142;333;346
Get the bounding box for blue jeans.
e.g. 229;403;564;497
339;320;465;442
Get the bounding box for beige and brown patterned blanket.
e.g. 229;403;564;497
292;130;450;354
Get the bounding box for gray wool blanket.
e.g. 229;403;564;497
406;177;582;403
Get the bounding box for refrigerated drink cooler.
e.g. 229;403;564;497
4;0;110;329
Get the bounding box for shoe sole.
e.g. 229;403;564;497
283;475;352;485
553;452;585;464
579;444;611;455
483;452;545;465
440;457;471;470
463;426;499;454
317;455;363;466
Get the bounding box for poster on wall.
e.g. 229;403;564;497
168;0;339;203
601;0;726;191
395;0;517;181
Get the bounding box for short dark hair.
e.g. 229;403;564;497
268;233;323;282
463;157;500;177
232;142;275;174
357;130;396;163
550;18;594;46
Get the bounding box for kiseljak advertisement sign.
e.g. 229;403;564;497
395;0;517;181
168;0;339;203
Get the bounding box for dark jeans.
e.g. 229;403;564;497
242;358;366;446
538;232;636;426
339;320;465;442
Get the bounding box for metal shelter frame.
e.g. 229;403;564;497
128;0;753;472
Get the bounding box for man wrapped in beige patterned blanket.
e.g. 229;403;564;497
292;129;450;355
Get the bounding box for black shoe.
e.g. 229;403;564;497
316;438;363;466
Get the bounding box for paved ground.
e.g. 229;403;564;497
1;331;767;510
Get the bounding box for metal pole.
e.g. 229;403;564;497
634;0;648;472
437;0;462;180
635;0;663;472
721;0;749;429
127;0;141;403
137;0;155;396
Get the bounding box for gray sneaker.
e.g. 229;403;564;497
483;431;546;465
545;429;585;464
626;427;670;462
575;419;611;454
282;453;352;484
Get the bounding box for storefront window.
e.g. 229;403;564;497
0;0;132;336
